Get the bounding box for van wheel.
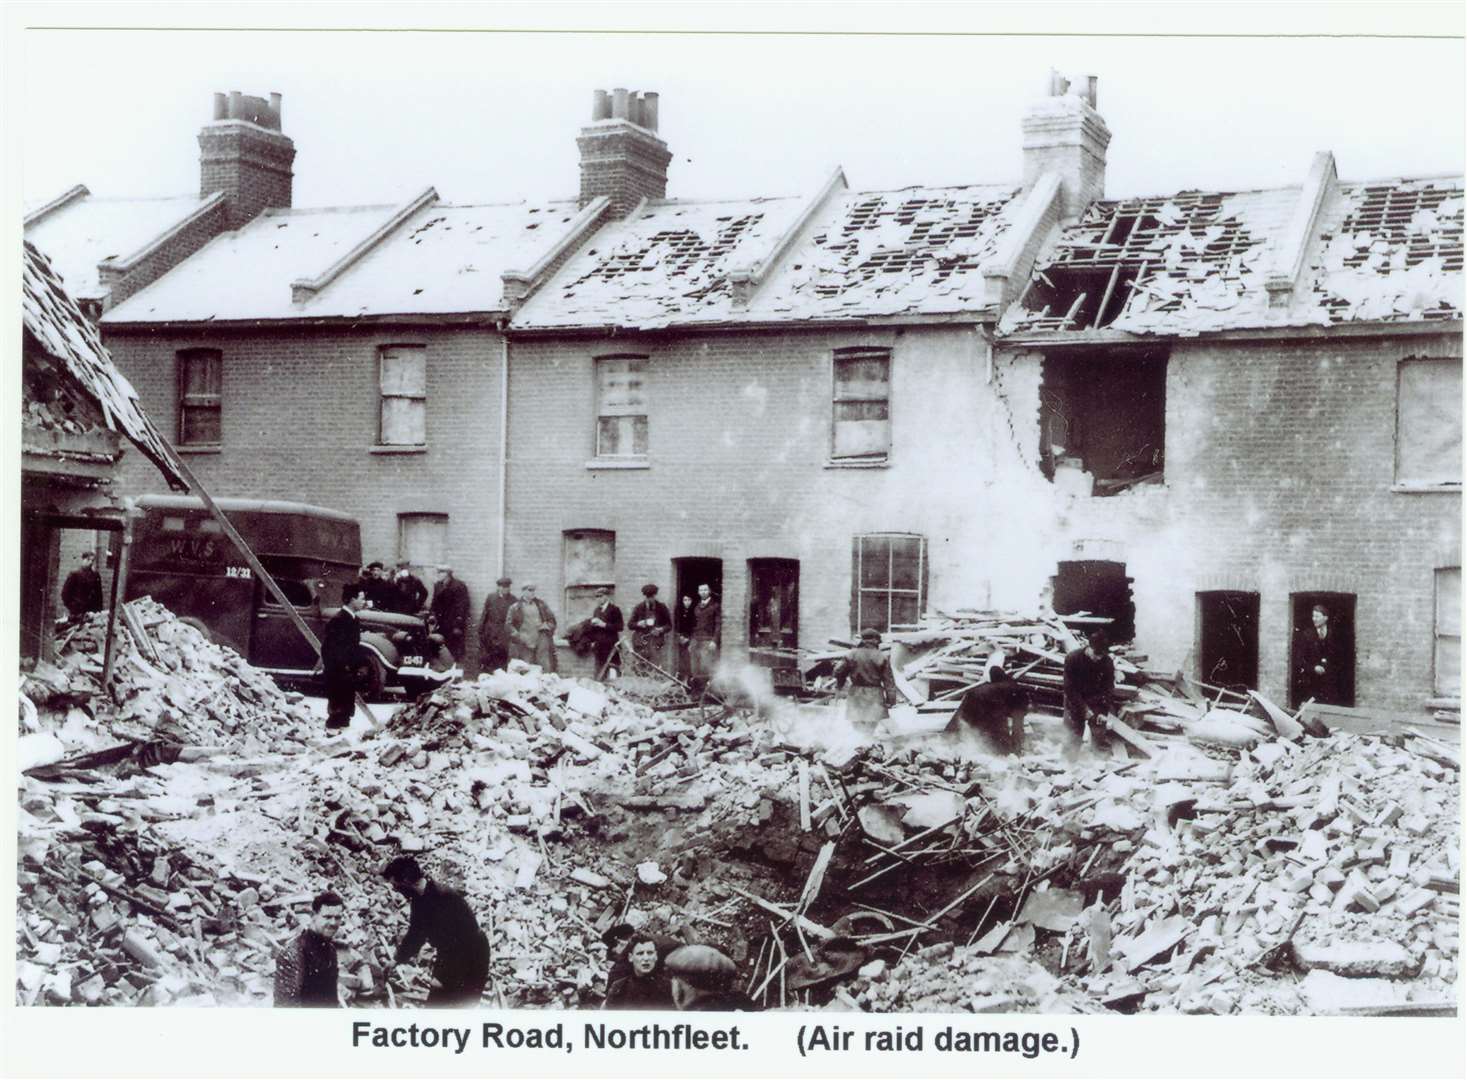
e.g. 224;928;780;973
359;654;386;700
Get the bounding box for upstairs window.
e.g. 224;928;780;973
398;513;448;569
177;349;222;445
1397;358;1462;488
379;345;427;446
595;356;648;458
832;348;891;461
852;533;926;634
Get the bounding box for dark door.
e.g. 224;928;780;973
748;559;799;649
1053;560;1136;642
1289;592;1356;708
1197;591;1260;692
673;557;723;612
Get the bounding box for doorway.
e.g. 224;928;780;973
1289;592;1356;708
1053;560;1135;642
1197;591;1260;692
748;559;799;649
672;557;723;611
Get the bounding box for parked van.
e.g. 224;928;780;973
125;495;456;697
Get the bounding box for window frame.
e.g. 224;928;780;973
594;354;649;460
1395;356;1462;490
851;532;927;634
1435;566;1461;698
378;344;428;448
831;347;893;462
562;528;616;630
176;348;222;447
397;512;448;570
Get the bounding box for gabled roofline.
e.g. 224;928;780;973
500;195;611;310
1266;151;1337;307
983;172;1063;309
729;166;849;307
24;184;91;228
290;186;440;304
96;190;228;277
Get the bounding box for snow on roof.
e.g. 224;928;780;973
751;183;1021;320
104;200;586;323
511;196;810;329
23;192;214;301
1002;176;1463;336
22;241;185;487
514;184;1023;329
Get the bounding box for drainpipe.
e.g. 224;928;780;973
497;330;510;578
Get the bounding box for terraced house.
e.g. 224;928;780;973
26;77;1462;713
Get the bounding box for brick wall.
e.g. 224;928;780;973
508;324;1460;712
198;124;296;231
577;125;672;218
99;199;232;311
106;322;504;670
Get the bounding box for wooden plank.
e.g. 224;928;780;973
1107;716;1161;759
798;761;812;832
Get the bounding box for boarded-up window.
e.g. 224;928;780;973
596;356;648;457
398;513;447;570
1436;567;1460;697
177;349;221;445
380;345;427;446
564;529;615;627
1397;358;1462;486
833;349;892;459
852;533;926;634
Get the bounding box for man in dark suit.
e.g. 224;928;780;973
477;576;516;674
321;590;368;732
430;565;471;664
61;550;104;622
392;560;429;615
1297;603;1346;705
587;586;625;679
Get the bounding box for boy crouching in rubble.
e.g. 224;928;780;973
945;667;1031;756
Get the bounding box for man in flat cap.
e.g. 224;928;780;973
1063;630;1116;756
586;586;625;680
429;565;471;665
664;944;755;1011
833;627;898;731
507;583;558;672
477;576;516;675
391;559;429;616
629;583;673;670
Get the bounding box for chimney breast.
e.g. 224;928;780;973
199;89;296;229
1021;71;1110;221
578;87;672;218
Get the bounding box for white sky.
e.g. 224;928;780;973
17;19;1466;212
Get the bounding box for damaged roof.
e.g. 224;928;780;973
23;241;185;487
103;199;588;324
23;192;216;301
512;183;1024;330
1002;174;1463;337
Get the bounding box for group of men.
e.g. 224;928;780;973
342;561;471;660
274;857;749;1011
474;579;724;690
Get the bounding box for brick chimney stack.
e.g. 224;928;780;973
199;90;296;230
1021;72;1110;221
577;88;672;218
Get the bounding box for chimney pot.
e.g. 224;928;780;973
642;91;660;131
612;87;629;119
228;90;242;119
270;92;282;123
629;93;644;127
212;92;227;120
1084;76;1098;109
593;89;611;121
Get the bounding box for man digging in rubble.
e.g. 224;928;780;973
945;665;1032;756
273;891;344;1007
322;588;369;733
382;856;490;1007
1063;630;1116;756
834;628;897;732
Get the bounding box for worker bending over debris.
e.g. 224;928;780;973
834;628;898;731
945;667;1031;755
382;856;490;1007
664;944;756;1011
1063;631;1116;755
273;891;344;1007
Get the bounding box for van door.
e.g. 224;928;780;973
251;575;323;674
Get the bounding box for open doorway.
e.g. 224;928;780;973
1053;560;1135;642
1289;592;1356;708
1197;591;1260;692
673;557;723;612
748;558;799;649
